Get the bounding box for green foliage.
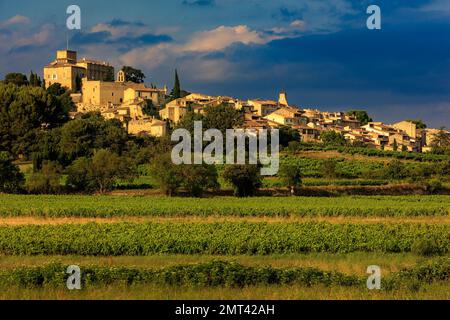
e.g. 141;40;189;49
431;127;450;155
0;261;361;288
170;69;181;100
66;150;137;193
0;152;24;193
278;163;302;189
203;103;244;134
59;113;128;161
26;162;62;194
28;71;42;87
279;126;301;147
320;131;346;146
320;159;338;179
149;153;183;196
0;195;448;218
3;73;28;86
180;164;220;197
0;83;70;157
411;238;442;256
222;165;262;197
121;66;145;83
347;110;372;126
0;222;447;255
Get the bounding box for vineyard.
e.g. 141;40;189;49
0;194;448;299
0;195;449;217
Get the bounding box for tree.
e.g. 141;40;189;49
66;150;137;193
0;152;24;193
75;74;82;93
0;83;70;157
121;66;145;83
29;71;42;87
3;73;28;86
320;159;338;179
104;69;115;82
170;69;181;100
222;164;262;197
347;110;372;126
279;126;301;147
26;162;62;194
392;139;398;151
279;163;302;195
149;153;183;196
406;119;427;129
46;83;67;96
431;127;450;155
320;131;346;146
384;160;407;180
180;164;219;197
59;113;128;162
203;104;244;134
142;100;161;119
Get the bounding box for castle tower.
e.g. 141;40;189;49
279;90;288;106
117;70;125;82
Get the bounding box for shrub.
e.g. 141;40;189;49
26;162;63;194
411;238;442;256
0;152;24;193
222;165;262;197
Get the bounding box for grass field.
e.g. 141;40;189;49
0;194;448;300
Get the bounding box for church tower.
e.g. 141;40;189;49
117;70;125;83
279;90;289;106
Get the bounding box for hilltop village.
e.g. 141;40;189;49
44;50;447;153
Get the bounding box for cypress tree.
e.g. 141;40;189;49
171;69;181;100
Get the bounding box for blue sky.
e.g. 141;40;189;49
0;0;449;127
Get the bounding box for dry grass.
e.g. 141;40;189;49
0;215;448;226
0;283;448;300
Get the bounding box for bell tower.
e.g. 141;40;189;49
279;90;288;106
117;70;125;82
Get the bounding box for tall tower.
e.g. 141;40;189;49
279;90;289;106
117;70;125;82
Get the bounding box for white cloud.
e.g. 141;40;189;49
182;25;277;52
0;15;30;27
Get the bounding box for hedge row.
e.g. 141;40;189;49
0;259;447;290
0;222;448;255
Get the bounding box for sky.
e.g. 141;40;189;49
0;0;449;127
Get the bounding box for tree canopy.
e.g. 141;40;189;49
121;66;146;83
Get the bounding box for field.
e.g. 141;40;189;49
0;194;448;300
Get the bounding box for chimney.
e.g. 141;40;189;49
279;90;288;106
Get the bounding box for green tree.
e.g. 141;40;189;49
203;103;244;134
3;73;28;86
75;74;82;93
320;131;346;146
66;150;137;193
320;159;338;179
279;126;301;147
392;139;398;152
0;83;70;157
142;100;161;119
59;113;128;161
26;162;62;194
222;164;262;197
29;71;42;87
431;127;450;155
149;153;183;196
279;163;302;195
121;66;145;83
171;69;181;100
180;164;219;197
347;110;372;126
0;152;24;193
384;160;407;180
406;119;427;129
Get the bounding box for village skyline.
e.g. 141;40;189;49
1;1;450;127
